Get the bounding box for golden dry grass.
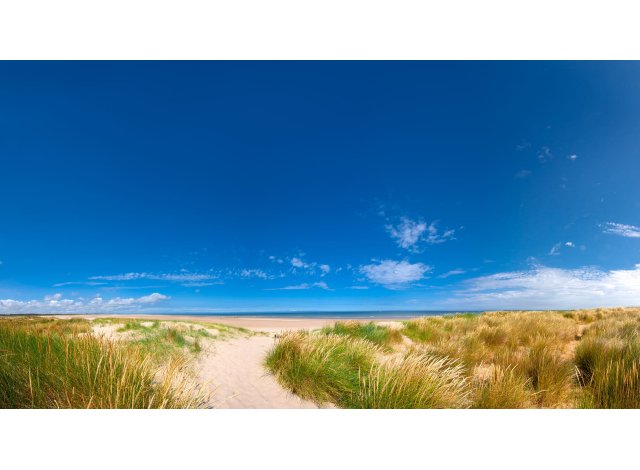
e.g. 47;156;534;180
266;308;640;408
0;317;207;408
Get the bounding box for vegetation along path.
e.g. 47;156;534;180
197;332;320;409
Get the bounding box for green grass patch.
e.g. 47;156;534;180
265;331;470;408
320;321;403;348
0;321;204;408
575;316;640;408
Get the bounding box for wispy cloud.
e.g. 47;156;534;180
537;146;553;162
426;222;456;244
549;241;576;256
0;292;169;314
180;282;221;287
385;217;455;251
290;257;309;269
386;218;427;250
438;269;466;278
360;260;431;289
567;154;578;161
240;269;269;280
445;264;640;309
266;281;332;291
286;255;330;276
90;272;218;282
601;222;640;238
348;285;370;290
52;281;106;287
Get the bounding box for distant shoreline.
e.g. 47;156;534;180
44;313;433;329
6;310;487;330
11;310;485;319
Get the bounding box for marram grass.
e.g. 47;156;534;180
266;308;640;409
575;314;640;408
0;322;205;409
265;331;469;408
355;353;470;409
320;321;403;348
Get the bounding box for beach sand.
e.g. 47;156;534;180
197;334;322;408
68;314;355;330
67;314;374;408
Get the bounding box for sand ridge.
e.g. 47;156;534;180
197;332;322;409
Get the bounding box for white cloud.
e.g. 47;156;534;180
137;293;168;303
386;217;455;251
438;269;466;278
386;218;427;250
52;281;107;287
550;241;576;256
567;154;578;161
180;282;220;287
602;222;640;238
537;146;553;162
290;257;308;269
266;281;332;291
287;255;328;275
90;272;218;282
426;222;456;245
360;260;431;289
269;255;284;264
240;269;269;279
348;286;370;290
0;292;169;314
549;243;561;256
446;264;640;309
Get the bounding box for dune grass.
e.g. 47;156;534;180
92;317;252;360
472;365;534;408
403;311;579;407
266;308;640;408
355;353;470;408
0;319;204;408
575;313;640;408
265;331;470;408
0;316;253;408
320;321;403;348
264;331;376;406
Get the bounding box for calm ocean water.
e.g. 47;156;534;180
150;310;483;319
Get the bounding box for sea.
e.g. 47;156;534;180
141;310;483;319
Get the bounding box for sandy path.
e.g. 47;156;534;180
197;333;320;409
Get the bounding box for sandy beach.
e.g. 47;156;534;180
197;334;322;408
58;314;369;408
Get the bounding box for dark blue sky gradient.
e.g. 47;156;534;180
1;61;640;312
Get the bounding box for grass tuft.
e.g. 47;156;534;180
265;331;469;408
321;321;403;348
267;308;640;408
0;321;204;408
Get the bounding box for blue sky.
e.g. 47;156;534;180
1;61;640;313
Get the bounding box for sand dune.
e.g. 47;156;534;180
198;333;320;409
